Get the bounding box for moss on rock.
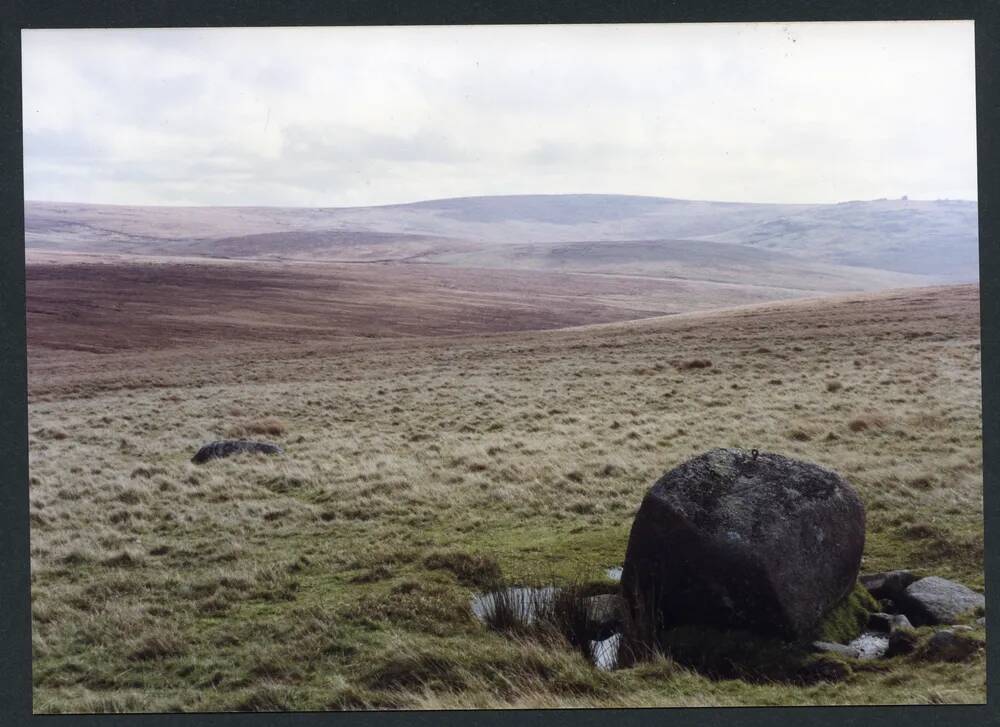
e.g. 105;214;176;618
812;581;879;644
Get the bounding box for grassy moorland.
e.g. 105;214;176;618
27;264;984;711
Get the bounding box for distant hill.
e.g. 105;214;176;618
24;194;979;282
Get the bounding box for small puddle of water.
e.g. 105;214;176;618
472;586;624;671
591;632;622;671
848;631;889;659
470;586;557;625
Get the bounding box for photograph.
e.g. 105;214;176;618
21;20;985;712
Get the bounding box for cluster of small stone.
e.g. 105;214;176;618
812;570;985;661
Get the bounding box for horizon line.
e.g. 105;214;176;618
21;192;980;210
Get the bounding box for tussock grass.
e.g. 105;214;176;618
129;635;186;662
848;412;890;432
423;551;502;588
227;417;288;438
675;358;713;370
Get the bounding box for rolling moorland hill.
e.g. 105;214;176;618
24;194;979;283
23;196;985;709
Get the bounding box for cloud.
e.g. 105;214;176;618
21;21;977;206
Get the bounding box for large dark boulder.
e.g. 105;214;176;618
621;448;865;641
191;439;284;464
897;576;985;626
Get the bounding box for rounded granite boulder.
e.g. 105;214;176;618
621;448;866;641
897;576;986;626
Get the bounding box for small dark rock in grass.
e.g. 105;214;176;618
897;576;985;626
868;612;893;633
885;628;919;657
919;629;984;662
859;570;918;601
675;358;712;370
191;439;283;464
868;612;913;633
890;614;914;632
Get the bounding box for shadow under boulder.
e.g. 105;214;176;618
632;578;878;683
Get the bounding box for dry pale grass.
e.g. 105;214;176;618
26;281;985;711
227;417;288;438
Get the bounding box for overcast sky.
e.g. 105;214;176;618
22;21;977;207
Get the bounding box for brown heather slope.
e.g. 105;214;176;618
27;276;984;710
26;251;830;363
